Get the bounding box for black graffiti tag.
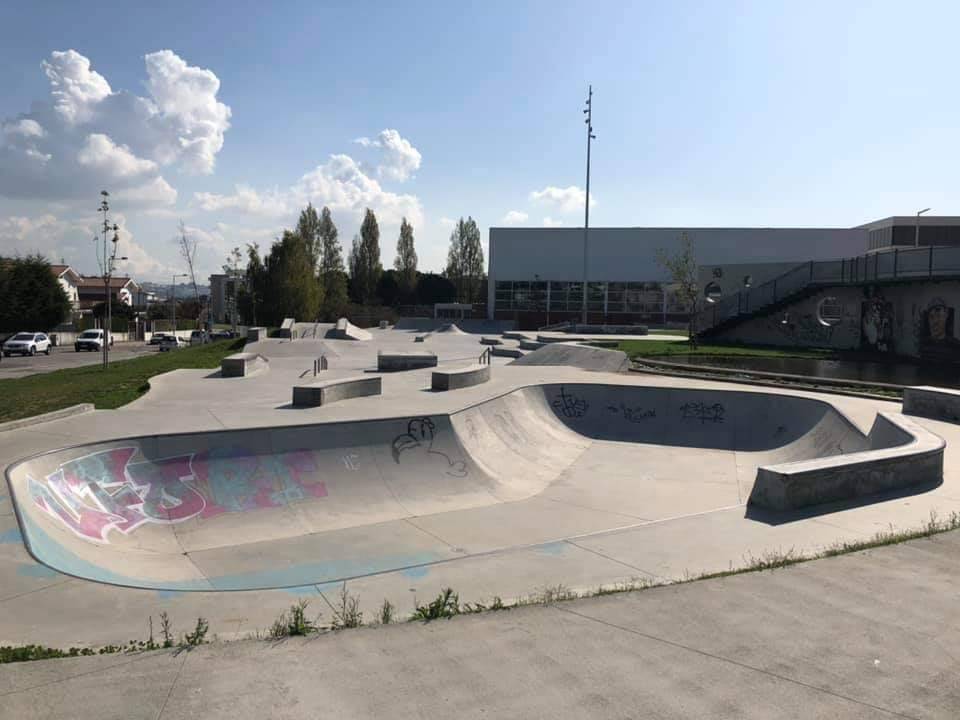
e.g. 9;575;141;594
679;401;725;424
391;417;468;477
552;386;589;419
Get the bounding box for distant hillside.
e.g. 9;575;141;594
140;281;210;300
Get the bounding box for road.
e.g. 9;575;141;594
0;342;158;379
1;529;957;719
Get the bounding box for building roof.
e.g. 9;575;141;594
79;276;140;290
49;264;82;283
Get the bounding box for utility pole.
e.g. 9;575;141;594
171;273;188;338
95;191;120;369
581;85;596;325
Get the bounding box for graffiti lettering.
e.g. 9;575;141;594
552;386;589;419
679;402;725;424
606;403;656;422
391;418;468;477
29;446;323;543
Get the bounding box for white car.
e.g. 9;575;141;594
74;329;112;352
158;335;187;352
3;332;51;356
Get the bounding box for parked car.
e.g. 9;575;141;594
210;329;236;340
4;332;51;356
148;332;173;346
189;330;209;346
74;329;112;352
158;335;187;352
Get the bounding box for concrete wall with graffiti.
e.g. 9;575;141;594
713;280;960;361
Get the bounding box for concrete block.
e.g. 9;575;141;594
246;326;267;342
331;317;373;341
377;351;438;371
277;318;295;339
749;412;944;510
492;346;524;359
432;363;491;391
903;386;960;423
480;336;502;345
221;352;269;377
292;376;382;407
519;339;546;351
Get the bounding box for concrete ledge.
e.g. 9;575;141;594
246;326;267;343
903;386;960;423
480;336;502;345
221;352;269;378
0;403;94;433
519;339;546;351
378;351;438;371
502;331;530;340
749;412;944;510
277;318;295;339
431;363;491;391
492;346;524;359
330;318;372;341
292;375;382;407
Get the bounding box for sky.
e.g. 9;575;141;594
1;0;959;283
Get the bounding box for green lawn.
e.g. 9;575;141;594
615;339;838;361
0;339;245;423
646;328;690;337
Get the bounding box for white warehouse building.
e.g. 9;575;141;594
486;219;928;328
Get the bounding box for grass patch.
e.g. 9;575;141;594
615;339;837;361
0;338;245;423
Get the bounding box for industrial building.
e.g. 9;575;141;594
487;216;960;327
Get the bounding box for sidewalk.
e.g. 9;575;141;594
2;529;957;720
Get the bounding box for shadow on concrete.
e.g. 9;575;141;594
744;477;944;526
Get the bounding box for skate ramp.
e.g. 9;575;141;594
6;384;931;591
511;343;629;372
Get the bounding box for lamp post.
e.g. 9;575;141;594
915;207;931;248
171;273;188;338
95;191;121;369
581;85;596;325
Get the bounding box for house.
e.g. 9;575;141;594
49;264;82;310
77;276;144;313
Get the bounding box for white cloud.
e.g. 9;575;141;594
542;217;563;227
354;128;421;182
42;50;111;125
194;152;424;235
77;133;157;177
501;210;528;225
438;217;456;229
194;184;289;216
0;48;232;209
530;185;594;214
113;176;178;207
143;50;231;174
2;119;45;140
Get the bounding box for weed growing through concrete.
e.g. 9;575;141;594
159;611;173;648
330;583;363;629
411;588;460;621
378;599;395;625
181;617;209;647
270;600;320;638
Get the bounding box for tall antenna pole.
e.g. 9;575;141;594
581;85;596;325
96;191;119;369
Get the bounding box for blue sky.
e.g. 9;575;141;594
1;0;958;281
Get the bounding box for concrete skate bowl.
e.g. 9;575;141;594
5;384;941;591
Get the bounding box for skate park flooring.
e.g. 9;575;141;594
2;326;960;649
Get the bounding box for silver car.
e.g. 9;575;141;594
3;332;51;356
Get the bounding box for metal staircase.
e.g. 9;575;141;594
697;245;960;336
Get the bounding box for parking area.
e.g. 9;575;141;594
0;341;158;378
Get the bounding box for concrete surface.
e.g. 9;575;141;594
0;342;157;379
2;530;959;719
512;342;629;372
0;327;959;653
246;327;266;343
377;350;438;370
431;363;491;391
904;385;960;423
292;375;382;407
220;352;268;378
331;318;372;341
0;404;94;433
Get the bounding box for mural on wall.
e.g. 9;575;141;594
860;291;894;353
27;446;322;543
917;297;960;360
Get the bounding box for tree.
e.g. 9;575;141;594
177;220;202;310
376;269;401;307
351;208;383;305
296;203;322;273
262;230;322;325
347;235;361;303
656;232;699;347
415;272;456;305
393;217;418;302
444;216;485;303
241;243;266;326
0;255;71;333
317;206;348;319
222;246;244;328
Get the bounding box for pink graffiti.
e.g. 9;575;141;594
28;446;324;543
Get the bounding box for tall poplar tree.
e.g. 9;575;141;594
393;217;418;302
444;216;485;303
317;206;348;318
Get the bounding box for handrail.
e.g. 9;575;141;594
478;346;492;365
698;245;960;333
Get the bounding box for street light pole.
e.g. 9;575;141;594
171;273;188;338
915;207;931;248
581;85;596;326
96;191;119;369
